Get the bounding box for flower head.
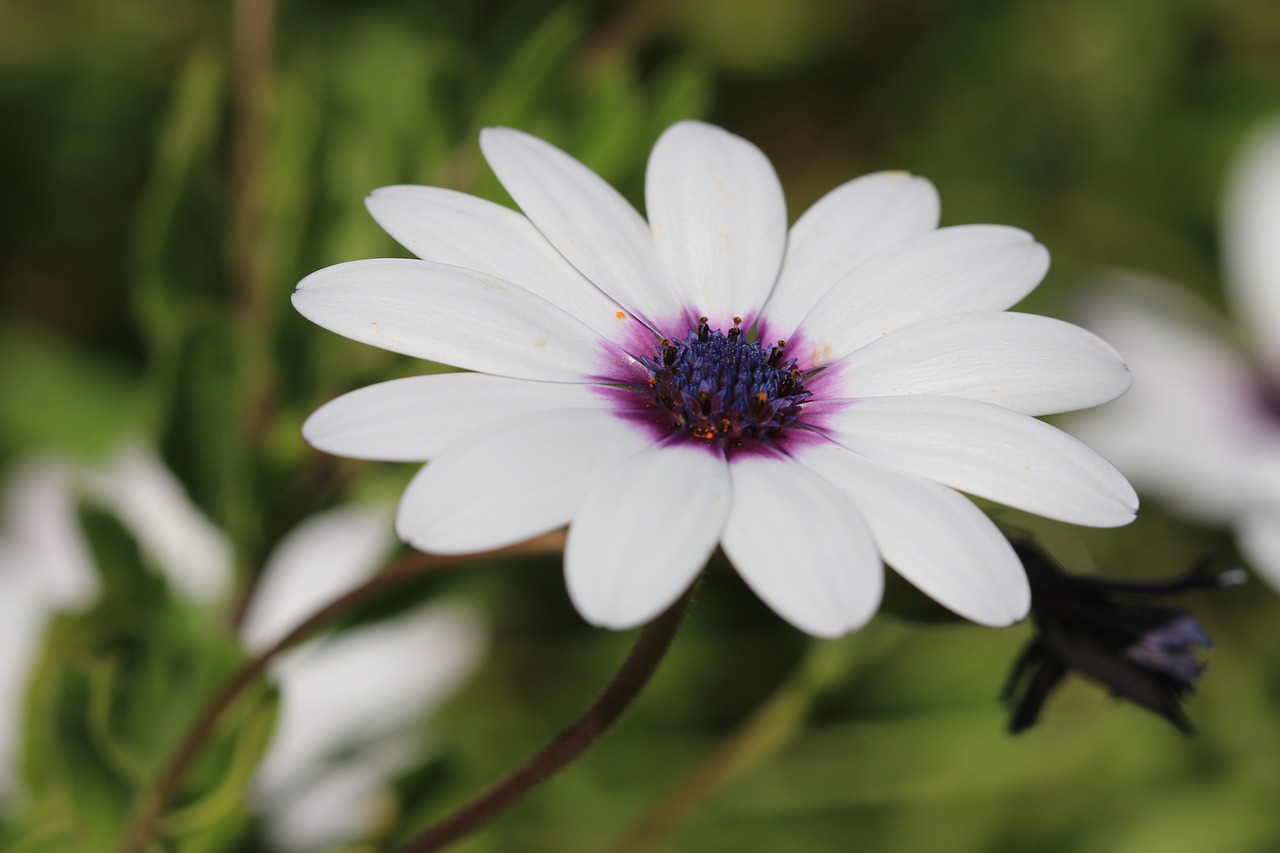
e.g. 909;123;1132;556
294;121;1137;637
1068;120;1280;591
1003;540;1237;734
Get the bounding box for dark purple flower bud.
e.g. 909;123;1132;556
1003;541;1240;734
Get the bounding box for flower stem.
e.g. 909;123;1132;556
393;587;696;853
116;534;564;853
230;0;276;348
606;636;859;853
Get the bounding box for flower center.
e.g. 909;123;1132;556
639;317;811;449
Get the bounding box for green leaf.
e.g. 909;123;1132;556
15;507;248;847
728;703;1185;811
129;48;226;354
86;657;149;784
0;326;142;459
314;20;457;266
572;64;646;184
473;6;585;132
158;687;278;840
645;56;714;136
3;820;81;853
158;321;254;547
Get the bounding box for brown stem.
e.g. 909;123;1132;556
230;0;282;458
394;587;696;852
230;0;275;327
116;533;564;853
578;0;683;76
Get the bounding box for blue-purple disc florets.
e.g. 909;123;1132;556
637;317;812;449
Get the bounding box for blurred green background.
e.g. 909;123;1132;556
2;0;1280;850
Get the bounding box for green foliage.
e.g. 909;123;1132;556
2;0;1280;850
14;509;255;849
0;328;143;459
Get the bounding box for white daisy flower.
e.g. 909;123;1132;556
1069;120;1280;591
293;120;1137;638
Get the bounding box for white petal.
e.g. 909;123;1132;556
0;547;65;800
1070;405;1247;523
1;459;102;800
240;505;396;652
792;225;1050;369
365;186;651;348
1072;276;1251;424
259;740;411;853
83;441;232;603
760;171;940;343
294;259;637;382
1065;277;1260;520
1067;364;1272;523
820;395;1138;527
1076;274;1248;411
397;408;653;554
566;443;730;629
303;374;605;462
1235;508;1280;594
1224;120;1280;371
480;127;688;330
3;458;98;607
256;601;485;800
645;121;786;329
820;312;1131;416
796;442;1028;625
721;453;881;637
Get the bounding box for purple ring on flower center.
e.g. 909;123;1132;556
606;316;814;455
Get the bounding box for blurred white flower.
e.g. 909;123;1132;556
0;445;485;850
0;440;231;802
242;505;487;853
240;505;395;652
0;460;97;802
1069;120;1280;590
84;440;233;603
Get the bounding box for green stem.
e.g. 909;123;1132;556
606;637;854;853
394;587;696;853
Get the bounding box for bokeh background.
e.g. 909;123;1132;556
3;0;1280;850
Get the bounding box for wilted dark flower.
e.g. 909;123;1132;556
1003;540;1243;734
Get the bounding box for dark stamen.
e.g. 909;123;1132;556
633;322;813;453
